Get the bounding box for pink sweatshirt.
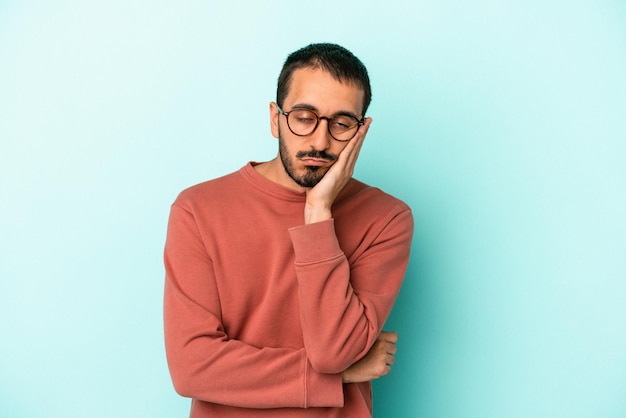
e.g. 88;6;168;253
164;162;413;417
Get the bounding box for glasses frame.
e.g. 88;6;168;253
276;105;365;142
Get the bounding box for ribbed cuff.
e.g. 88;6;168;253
305;359;344;408
288;220;343;265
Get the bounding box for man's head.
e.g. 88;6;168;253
276;43;372;116
270;43;371;189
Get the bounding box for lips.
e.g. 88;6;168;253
300;158;330;166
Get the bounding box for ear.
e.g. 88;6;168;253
269;102;280;139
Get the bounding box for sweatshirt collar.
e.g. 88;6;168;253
239;162;307;203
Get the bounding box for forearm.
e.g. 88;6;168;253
164;279;343;408
289;211;413;373
294;255;387;373
164;204;344;408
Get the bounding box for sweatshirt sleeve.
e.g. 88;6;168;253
163;204;343;409
288;207;413;374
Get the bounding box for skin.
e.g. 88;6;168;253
342;331;398;383
254;67;396;383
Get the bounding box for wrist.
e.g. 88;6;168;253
341;370;352;383
304;203;332;224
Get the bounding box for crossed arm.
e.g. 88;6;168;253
164;203;411;408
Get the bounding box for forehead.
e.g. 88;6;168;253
285;67;365;116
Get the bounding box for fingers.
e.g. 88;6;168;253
385;353;395;366
374;330;398;371
379;330;398;344
334;117;372;168
350;117;372;148
342;329;398;383
378;330;397;370
378;353;394;377
342;117;372;164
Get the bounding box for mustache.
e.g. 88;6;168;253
295;150;338;161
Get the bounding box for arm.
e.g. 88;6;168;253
291;118;414;373
164;204;343;409
289;210;413;373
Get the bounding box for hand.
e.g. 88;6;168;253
341;331;398;383
304;118;373;224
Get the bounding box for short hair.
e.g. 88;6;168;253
276;43;372;116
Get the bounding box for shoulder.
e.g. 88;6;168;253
333;179;413;256
173;169;242;209
339;178;411;215
334;178;413;239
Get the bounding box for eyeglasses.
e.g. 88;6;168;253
277;105;364;142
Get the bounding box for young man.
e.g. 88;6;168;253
164;43;413;417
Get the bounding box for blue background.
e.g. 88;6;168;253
1;1;625;417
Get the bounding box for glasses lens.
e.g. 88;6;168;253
329;115;359;141
287;109;317;136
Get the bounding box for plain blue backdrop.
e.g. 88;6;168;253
1;1;625;417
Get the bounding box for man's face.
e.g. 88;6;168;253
270;67;365;189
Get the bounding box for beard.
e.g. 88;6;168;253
278;129;338;188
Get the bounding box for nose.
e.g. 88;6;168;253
308;118;332;151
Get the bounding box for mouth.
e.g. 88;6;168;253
300;157;331;167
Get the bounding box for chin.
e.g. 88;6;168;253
293;167;327;188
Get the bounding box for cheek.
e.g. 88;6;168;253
278;136;296;159
330;141;349;155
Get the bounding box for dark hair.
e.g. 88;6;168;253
276;43;372;116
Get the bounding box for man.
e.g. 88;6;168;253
164;43;413;417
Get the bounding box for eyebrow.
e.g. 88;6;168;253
291;102;361;120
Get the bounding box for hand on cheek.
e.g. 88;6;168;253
304;117;372;224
